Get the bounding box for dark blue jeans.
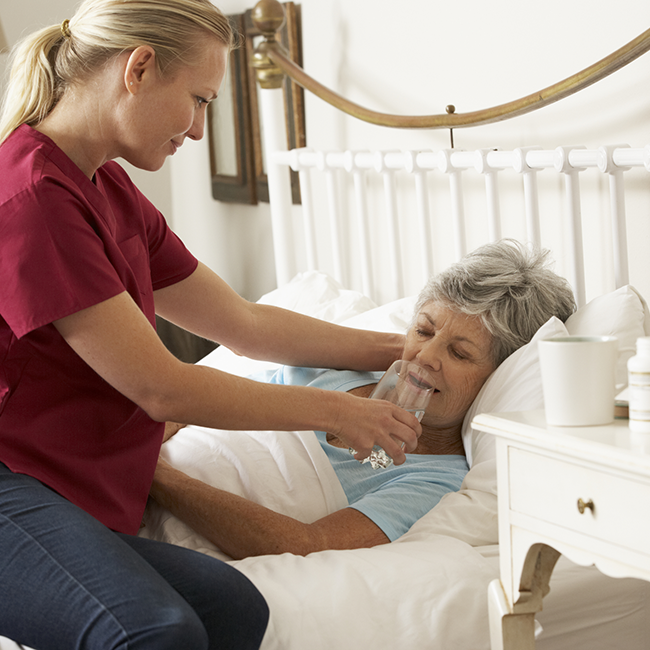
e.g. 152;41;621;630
0;462;269;649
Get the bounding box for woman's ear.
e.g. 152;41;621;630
124;45;157;94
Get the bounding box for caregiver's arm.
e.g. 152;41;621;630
154;262;404;371
150;458;389;559
53;291;419;461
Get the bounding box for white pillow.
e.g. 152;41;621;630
199;270;377;378
565;284;649;387
339;296;417;333
461;316;569;466
257;270;377;323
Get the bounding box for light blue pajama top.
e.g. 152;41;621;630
257;366;468;541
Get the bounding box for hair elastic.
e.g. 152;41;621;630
61;19;72;40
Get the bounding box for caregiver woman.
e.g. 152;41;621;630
0;0;419;648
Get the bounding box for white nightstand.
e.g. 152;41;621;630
472;410;650;650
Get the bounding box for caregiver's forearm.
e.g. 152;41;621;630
150;463;388;560
231;301;406;372
154;262;404;372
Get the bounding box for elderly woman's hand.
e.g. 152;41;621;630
163;421;186;443
328;393;421;465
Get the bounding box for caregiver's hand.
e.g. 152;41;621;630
328;393;421;465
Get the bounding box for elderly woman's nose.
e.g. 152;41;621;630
416;339;443;371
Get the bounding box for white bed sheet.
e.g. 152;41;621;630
138;420;650;650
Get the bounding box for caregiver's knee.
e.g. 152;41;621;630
111;607;209;650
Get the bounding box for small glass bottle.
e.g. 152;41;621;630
628;337;650;433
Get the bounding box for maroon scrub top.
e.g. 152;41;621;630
0;125;199;533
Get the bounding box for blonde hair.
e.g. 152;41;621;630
0;0;235;144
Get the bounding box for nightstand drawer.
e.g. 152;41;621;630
508;447;650;554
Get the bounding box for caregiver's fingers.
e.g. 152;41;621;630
376;408;421;465
332;397;421;465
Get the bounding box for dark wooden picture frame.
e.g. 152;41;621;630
208;14;257;204
208;3;305;205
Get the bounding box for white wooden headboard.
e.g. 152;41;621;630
251;1;650;307
266;145;649;307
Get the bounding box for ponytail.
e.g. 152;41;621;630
0;25;66;143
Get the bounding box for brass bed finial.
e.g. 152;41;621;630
250;0;650;130
250;0;288;90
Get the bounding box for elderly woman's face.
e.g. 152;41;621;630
403;301;496;432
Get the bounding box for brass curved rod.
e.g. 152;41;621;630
260;28;650;130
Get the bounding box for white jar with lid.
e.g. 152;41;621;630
628;336;650;433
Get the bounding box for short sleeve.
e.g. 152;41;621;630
0;159;198;338
0;183;127;338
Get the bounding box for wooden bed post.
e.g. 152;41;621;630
251;0;296;287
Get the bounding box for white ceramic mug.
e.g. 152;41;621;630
538;335;618;426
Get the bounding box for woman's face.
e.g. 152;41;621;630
121;39;229;171
403;301;496;432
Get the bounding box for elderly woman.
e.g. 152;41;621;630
150;240;576;560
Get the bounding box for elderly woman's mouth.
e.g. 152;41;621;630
406;371;434;391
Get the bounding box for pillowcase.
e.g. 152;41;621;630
257;270;377;323
461;316;569;467
565;284;649;387
339;295;417;334
199;270;377;378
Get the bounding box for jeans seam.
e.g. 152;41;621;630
0;512;131;648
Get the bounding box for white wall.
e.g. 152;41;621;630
301;0;650;152
3;0;650;301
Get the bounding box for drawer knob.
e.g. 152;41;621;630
577;498;594;514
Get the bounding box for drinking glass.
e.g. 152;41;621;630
349;360;435;469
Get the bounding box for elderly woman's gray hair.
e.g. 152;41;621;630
413;240;576;367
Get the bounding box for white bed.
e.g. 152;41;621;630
5;277;647;650
4;5;650;650
134;272;650;650
138;6;650;647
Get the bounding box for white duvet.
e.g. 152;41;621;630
140;425;498;649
